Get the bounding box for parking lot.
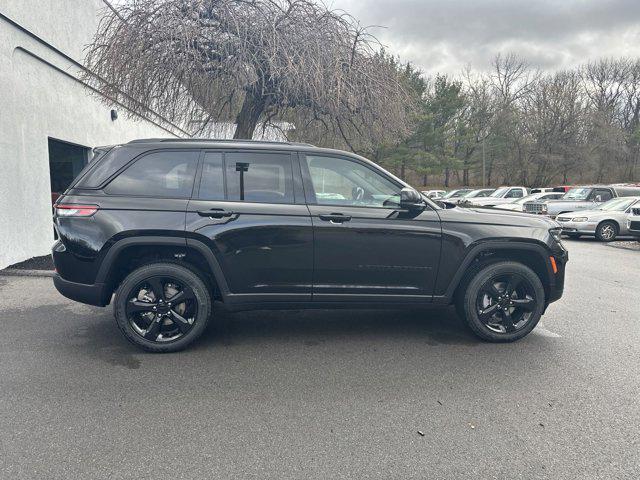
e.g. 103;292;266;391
0;238;638;479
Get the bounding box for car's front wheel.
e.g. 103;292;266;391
595;221;618;242
457;261;545;342
114;262;211;352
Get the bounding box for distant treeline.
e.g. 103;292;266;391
367;54;640;188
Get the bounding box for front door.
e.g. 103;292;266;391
186;150;313;303
300;154;442;302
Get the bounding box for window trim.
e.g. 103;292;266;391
299;152;407;210
195;148;298;205
102;148;201;200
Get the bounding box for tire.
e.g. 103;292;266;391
456;261;545;342
114;262;212;352
566;233;581;239
595;221;618;242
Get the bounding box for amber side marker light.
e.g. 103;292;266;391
549;256;558;274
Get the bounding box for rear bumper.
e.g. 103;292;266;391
53;274;109;307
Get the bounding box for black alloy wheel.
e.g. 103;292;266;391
457;261;545;342
476;273;537;334
114;262;211;352
126;276;197;342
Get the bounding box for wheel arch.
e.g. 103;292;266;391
436;241;555;305
95;236;230;305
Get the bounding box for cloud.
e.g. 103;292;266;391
329;0;640;74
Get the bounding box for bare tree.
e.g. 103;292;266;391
85;0;414;147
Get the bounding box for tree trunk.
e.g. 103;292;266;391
233;88;266;139
400;162;406;180
422;174;428;186
444;168;450;187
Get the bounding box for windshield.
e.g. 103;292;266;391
442;189;471;198
562;187;592;200
464;189;492;198
490;187;510;198
597;197;637;211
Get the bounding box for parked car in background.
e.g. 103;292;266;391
463;186;529;207
524;185;640;218
447;188;495;205
494;192;565;211
627;206;640;238
556;196;640;241
421;189;447;199
439;188;473;203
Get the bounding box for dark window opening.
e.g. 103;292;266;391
48;138;90;202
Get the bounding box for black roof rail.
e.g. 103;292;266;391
127;138;315;147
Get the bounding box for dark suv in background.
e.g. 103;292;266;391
53;139;567;352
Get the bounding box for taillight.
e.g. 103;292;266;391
55;205;99;217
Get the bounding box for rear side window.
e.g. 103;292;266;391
225;152;294;204
105;151;199;198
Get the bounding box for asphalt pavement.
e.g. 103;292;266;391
0;239;638;479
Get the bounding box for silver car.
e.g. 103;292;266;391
556;196;640;241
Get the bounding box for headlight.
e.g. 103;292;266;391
549;227;563;243
571;217;588;222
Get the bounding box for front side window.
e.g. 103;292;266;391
490;187;510;198
225;152;294;204
105;151;198;197
305;155;400;208
592;189;613;202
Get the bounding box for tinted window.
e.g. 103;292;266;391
105;151;198;197
199;152;225;200
225;152;294;204
305;155;400;208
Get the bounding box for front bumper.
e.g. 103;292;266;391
555;219;597;235
53;274;109;307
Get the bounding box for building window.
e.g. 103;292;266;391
48;138;90;199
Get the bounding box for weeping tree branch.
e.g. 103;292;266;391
84;0;415;148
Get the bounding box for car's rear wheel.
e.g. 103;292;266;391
456;261;545;342
114;262;211;352
595;221;618;242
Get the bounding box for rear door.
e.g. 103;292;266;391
186;150;313;303
300;153;441;302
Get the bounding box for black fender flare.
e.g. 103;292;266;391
434;240;555;304
95;236;231;302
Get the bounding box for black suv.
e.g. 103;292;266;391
52;139;567;352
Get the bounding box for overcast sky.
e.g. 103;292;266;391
330;0;640;75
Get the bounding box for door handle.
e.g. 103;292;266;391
197;208;234;218
318;213;352;223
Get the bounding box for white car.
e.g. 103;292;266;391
447;188;495;205
556;196;640;241
494;192;565;211
421;189;447;199
627;206;640;238
465;186;530;207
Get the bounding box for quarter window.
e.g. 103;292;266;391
225;152;294;204
105;151;198;198
304;155;400;208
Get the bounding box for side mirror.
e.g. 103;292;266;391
400;188;424;210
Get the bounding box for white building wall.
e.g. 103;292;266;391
0;1;184;269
